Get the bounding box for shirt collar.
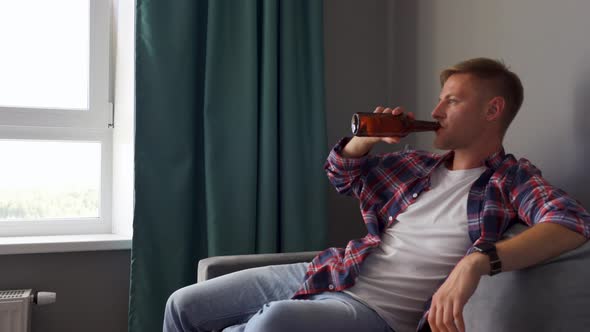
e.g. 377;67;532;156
421;146;506;177
483;146;506;170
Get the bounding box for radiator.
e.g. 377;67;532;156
0;289;56;332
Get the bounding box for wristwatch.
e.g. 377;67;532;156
473;242;502;276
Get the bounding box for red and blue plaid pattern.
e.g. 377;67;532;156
293;137;590;331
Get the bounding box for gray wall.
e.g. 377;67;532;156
394;0;590;208
324;0;401;246
0;250;130;332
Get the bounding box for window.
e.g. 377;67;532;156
0;0;113;237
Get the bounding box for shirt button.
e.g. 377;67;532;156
328;284;335;290
412;193;418;198
388;216;393;222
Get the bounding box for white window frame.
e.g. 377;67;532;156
0;0;114;237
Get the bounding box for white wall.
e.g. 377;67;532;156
394;0;590;207
111;0;135;236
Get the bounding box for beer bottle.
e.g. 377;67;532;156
351;112;440;137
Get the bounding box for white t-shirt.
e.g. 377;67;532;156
345;165;486;332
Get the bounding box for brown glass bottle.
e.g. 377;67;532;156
351;112;441;137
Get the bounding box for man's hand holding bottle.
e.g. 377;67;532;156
341;106;415;158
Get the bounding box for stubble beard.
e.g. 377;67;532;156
433;134;453;151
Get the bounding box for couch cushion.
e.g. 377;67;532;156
464;223;590;331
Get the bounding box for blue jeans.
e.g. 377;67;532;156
163;262;394;332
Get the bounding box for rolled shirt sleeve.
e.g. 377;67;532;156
509;158;590;239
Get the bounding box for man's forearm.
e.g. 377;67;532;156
469;223;587;275
341;137;379;158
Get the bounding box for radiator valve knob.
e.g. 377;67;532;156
34;291;56;305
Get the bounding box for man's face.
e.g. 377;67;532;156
432;73;491;151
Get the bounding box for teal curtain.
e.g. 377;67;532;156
129;1;327;331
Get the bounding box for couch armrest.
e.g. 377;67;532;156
197;251;319;283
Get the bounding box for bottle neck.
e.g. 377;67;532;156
409;119;441;132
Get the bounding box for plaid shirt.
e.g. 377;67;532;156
293;137;590;331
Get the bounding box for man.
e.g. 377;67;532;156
163;58;590;332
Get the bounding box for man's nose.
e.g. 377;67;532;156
431;102;444;119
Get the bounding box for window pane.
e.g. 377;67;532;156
0;0;89;110
0;140;100;221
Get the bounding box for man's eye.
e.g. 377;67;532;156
448;99;458;104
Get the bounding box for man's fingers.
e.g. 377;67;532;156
454;306;466;332
443;303;459;332
371;105;409;145
382;137;401;144
373;106;408;116
427;307;438;332
373;106;385;113
437;305;450;332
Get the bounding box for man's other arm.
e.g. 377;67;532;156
428;162;590;332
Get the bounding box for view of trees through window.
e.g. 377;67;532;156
0;188;98;220
0;140;101;222
0;0;110;233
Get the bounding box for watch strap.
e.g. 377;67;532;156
474;242;502;276
487;249;502;276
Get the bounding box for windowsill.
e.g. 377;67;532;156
0;233;132;255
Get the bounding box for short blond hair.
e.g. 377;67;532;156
440;58;524;128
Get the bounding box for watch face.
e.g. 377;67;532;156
475;242;495;253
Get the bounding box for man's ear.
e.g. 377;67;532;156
485;96;505;121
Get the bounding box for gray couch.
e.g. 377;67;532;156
197;224;590;331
